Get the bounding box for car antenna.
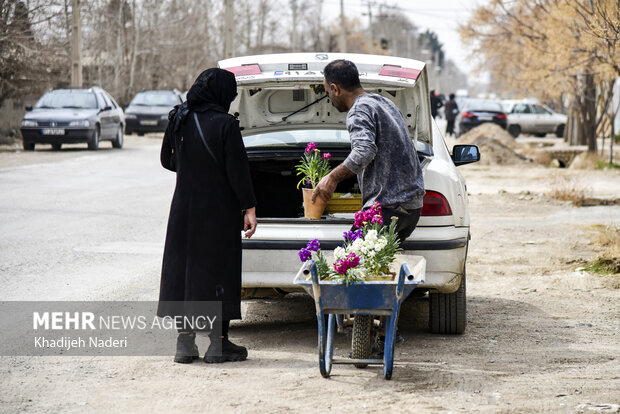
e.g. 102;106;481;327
280;94;328;123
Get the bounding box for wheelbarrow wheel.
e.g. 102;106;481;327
351;315;373;368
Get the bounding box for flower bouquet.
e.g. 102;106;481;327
298;202;402;284
296;142;332;219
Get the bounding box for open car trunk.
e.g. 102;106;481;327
247;149;359;219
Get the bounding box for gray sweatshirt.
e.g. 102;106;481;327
343;93;425;210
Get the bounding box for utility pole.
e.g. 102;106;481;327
291;0;298;51
339;0;346;52
224;0;234;59
71;0;82;87
363;1;374;52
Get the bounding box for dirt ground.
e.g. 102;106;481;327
1;136;619;413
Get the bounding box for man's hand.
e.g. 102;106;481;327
243;207;257;238
312;174;337;203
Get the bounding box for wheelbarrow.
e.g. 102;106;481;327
294;255;426;379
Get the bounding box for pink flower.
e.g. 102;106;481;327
334;253;360;275
322;152;332;159
305;142;318;154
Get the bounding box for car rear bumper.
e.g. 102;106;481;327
459;119;507;133
20;127;95;144
125;118;168;133
241;226;468;294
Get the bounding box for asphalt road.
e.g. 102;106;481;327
0;136;173;301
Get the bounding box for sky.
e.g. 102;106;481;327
321;0;488;83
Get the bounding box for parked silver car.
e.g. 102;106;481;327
219;53;480;334
501;100;567;138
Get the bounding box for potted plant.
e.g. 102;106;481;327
296;142;332;219
297;202;402;283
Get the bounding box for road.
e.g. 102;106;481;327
1;135;619;413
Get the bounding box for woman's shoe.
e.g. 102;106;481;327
204;337;248;363
174;333;200;363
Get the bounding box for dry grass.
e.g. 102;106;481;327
586;225;620;285
548;176;590;206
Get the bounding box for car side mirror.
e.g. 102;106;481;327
25;105;33;112
452;145;480;166
99;105;112;113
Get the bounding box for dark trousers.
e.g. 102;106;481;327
446;119;456;136
351;205;421;244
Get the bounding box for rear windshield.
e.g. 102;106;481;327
243;128;429;154
463;99;504;112
130;91;179;107
35;90;98;109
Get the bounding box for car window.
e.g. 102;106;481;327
35;90;98;109
105;92;118;108
462;99;503;112
130;91;179;107
100;93;113;108
243;129;351;148
513;103;532;114
532;104;550;114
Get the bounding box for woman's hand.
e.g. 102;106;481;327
244;207;257;238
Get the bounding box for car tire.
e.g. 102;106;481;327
351;315;373;368
88;126;100;151
23;141;35;151
52;143;62;151
429;268;467;334
556;124;565;138
534;132;546;137
508;125;521;138
112;125;124;149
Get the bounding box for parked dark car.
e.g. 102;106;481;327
124;90;183;135
457;99;507;137
20;87;125;151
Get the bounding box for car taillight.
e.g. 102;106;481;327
462;112;475;119
378;65;421;80
224;64;261;77
495;113;507;120
421;191;452;216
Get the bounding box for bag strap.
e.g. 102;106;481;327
193;112;222;169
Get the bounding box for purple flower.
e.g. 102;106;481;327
322;152;332;159
304;178;312;188
346;252;360;268
333;253;360;274
298;247;312;262
305;142;318;154
306;239;320;252
343;230;363;242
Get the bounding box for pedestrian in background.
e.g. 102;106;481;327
444;93;459;137
430;90;443;119
158;68;257;364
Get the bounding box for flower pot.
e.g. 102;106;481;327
302;188;327;219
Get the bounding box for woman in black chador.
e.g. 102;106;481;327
157;68;257;364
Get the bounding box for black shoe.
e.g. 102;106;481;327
174;333;199;364
204;337;248;363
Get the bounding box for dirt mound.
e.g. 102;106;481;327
458;123;516;149
457;124;526;165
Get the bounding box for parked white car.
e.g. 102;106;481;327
501;99;567;138
218;53;479;334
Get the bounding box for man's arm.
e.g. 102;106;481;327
312;163;356;203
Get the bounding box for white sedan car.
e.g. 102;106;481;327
501;99;567;138
219;53;479;334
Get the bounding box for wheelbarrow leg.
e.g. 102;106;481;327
324;314;335;376
384;265;407;380
310;262;332;378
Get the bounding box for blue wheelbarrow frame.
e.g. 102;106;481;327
294;256;426;379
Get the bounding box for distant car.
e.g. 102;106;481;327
500;100;567;138
457;98;507;137
20;87;124;151
124;90;183;135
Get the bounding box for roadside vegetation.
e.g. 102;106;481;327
585;225;620;285
547;176;590;206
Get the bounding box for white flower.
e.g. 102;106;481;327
334;246;346;260
366;230;378;241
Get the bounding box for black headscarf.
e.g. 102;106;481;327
168;68;237;133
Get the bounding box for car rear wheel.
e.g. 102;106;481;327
508;125;521;138
429;268;467;334
23;141;35;151
88;126;100;151
556;124;565;138
52;143;62;151
351;315;373;368
112;125;124;149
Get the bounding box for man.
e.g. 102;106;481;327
312;59;425;246
444;93;459;137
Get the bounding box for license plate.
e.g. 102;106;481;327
41;128;65;135
139;120;158;126
478;116;493;121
